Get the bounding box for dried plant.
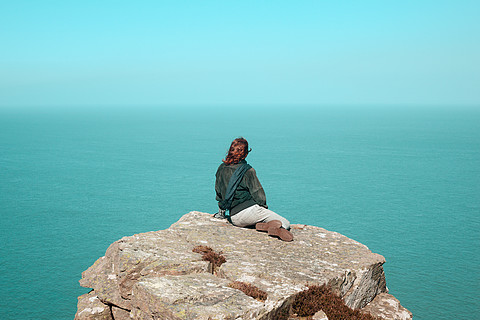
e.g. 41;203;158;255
192;245;226;274
291;284;379;320
228;281;268;302
192;245;212;254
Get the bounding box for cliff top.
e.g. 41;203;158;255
75;211;412;320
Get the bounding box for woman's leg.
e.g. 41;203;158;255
231;204;290;229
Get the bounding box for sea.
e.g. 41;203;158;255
0;105;479;320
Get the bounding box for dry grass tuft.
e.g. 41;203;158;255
291;284;379;320
192;245;226;274
192;245;212;255
228;281;268;302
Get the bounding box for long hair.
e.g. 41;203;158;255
223;137;251;165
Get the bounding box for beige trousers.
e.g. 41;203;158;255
230;204;290;229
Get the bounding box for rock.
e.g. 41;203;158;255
312;310;328;320
111;307;131;320
74;290;112;320
130;273;265;319
362;293;413;320
77;211;411;319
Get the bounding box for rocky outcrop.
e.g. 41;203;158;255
361;293;413;320
75;211;411;319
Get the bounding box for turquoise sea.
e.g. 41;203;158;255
0;106;479;320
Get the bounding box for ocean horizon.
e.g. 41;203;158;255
1;105;479;319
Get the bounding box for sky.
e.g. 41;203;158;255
0;0;479;109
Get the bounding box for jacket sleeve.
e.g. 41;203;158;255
245;168;268;208
215;172;222;203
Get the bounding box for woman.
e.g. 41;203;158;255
215;137;293;242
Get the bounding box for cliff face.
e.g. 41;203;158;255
75;211;412;320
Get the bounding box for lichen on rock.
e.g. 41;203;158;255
75;211;411;320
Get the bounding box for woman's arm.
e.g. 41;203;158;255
245;168;268;208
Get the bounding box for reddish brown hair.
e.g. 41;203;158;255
223;137;251;165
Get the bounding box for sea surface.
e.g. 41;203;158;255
0;106;479;320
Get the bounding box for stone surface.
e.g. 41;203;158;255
75;290;113;320
112;307;131;320
77;211;411;319
362;293;413;320
130;273;265;320
312;310;329;320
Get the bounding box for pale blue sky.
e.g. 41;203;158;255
1;0;479;109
